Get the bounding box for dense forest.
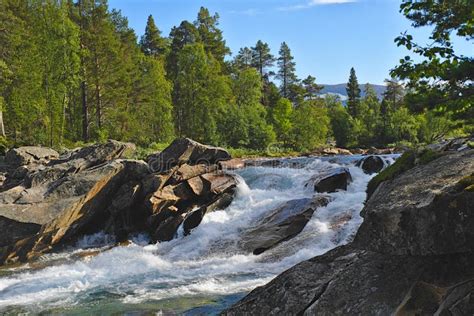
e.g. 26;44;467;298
0;0;472;153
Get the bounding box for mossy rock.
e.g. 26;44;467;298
458;173;474;192
366;150;416;199
417;149;443;165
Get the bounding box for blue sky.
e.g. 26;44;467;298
108;0;472;85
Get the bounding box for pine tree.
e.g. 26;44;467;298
346;67;361;118
167;20;200;81
140;15;167;58
302;75;323;100
383;78;404;109
233;47;253;70
251;40;274;77
194;7;230;66
277;42;297;99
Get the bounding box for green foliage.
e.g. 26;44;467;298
326;96;352;148
391;0;473;121
0;1;469;154
290;100;329;151
174;43;231;144
228;68;275;149
271;98;293;143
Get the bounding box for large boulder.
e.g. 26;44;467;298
240;196;329;255
356;155;384;174
1;159;149;264
5;146;59;167
306;167;352;193
148;138;230;173
224;246;474;315
355;149;474;256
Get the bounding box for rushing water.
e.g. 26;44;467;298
0;155;395;315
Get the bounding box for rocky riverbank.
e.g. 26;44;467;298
224;138;474;315
0;138;237;265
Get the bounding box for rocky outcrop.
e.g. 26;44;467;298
355;149;474;256
225;145;474;315
224;246;474;315
306;167;352;193
0;138;237;265
356;155;385;174
5;146;59;167
240;196;329;255
148;138;231;173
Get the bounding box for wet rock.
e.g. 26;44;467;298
5;146;59;167
307;167;352;193
148;138;230;173
146;171;238;242
183;191;235;235
355;149;474;256
240;196;329;255
356;155;384;174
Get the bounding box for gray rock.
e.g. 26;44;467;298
307;167;352;193
240;196;329;255
355;149;474;256
5;146;59;167
356;155;384;174
148;138;230;173
224;246;474;316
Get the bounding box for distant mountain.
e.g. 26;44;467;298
319;83;386;100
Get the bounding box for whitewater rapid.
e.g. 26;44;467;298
0;155;395;314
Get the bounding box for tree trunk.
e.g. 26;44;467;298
81;80;89;141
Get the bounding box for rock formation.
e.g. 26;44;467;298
0;138;236;265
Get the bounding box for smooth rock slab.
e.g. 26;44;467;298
240;196;329;255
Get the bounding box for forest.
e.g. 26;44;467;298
0;0;472;154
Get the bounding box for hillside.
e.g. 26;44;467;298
320;83;386;100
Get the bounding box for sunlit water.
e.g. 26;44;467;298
0;155;396;315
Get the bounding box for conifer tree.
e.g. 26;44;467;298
194;7;230;66
140;15;167;58
251;40;274;77
277;42;297;99
234;47;253;70
346;67;361;118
